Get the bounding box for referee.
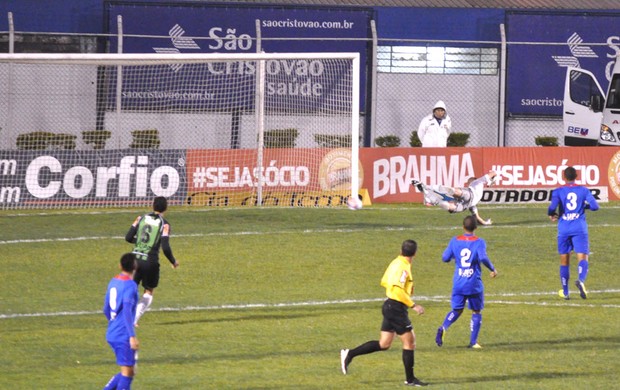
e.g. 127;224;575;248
340;239;428;387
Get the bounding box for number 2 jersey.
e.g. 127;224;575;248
442;233;495;295
548;183;599;236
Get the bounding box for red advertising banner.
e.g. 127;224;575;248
185;148;361;207
359;147;620;204
360;147;484;203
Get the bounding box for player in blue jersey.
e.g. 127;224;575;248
435;215;497;349
125;196;179;326
103;253;139;390
548;166;599;300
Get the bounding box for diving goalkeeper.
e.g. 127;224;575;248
411;171;498;226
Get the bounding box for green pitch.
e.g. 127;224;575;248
1;204;619;389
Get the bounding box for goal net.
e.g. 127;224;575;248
0;52;360;209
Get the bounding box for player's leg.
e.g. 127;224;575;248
341;300;396;374
117;365;135;389
105;342;136;389
135;288;154;326
436;295;465;346
438;200;457;212
103;373;121;390
134;263;160;325
467;295;484;348
340;331;390;375
399;331;427;386
411;180;454;206
573;234;590;299
557;235;572;299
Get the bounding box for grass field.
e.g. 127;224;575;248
1;203;619;389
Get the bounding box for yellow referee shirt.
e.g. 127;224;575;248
380;255;414;308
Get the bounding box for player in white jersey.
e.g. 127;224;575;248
412;171;498;226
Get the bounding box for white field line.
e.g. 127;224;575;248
2;222;620;246
2;289;619;320
3;203;620;219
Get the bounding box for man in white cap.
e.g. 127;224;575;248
417;100;451;147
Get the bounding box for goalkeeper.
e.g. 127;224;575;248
411;171;498;226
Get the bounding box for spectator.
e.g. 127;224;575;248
417;100;451;147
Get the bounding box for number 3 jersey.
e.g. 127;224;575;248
548;184;599;236
442;234;495;295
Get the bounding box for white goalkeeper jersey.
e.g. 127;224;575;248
466;173;493;208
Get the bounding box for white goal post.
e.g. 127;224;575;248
0;52;360;209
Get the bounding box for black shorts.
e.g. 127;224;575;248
381;299;413;335
133;260;160;290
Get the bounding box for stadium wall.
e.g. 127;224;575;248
1;147;619;208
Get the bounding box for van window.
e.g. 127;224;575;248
606;74;620;109
570;69;604;107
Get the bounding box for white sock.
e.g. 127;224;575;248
134;293;153;325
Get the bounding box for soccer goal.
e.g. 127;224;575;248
0;52;360;209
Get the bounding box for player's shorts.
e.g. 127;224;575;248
381;299;413;335
450;188;473;213
557;233;589;255
133;260;160;290
108;340;136;367
451;292;484;311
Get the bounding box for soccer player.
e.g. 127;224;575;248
548;166;599;300
435;215;497;349
125;196;179;326
340;239;428;387
411;170;498;226
103;253;139;390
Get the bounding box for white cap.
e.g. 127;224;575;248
433;100;446;111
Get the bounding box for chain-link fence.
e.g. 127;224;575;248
0;31;582;150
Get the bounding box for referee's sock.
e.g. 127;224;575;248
348;340;383;360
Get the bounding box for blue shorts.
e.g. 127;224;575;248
108;340;136;367
557;233;589;255
451;293;484;311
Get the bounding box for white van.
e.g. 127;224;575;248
563;58;620;146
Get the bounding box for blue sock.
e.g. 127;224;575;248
442;310;462;330
470;313;482;345
578;260;589;283
103;373;121;390
117;375;133;390
560;265;570;296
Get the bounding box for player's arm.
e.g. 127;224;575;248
391;286;414;308
122;292;137;340
470;207;492;226
103;292;112;321
585;191;600;212
441;242;455;262
161;223;179;268
477;241;497;277
125;216;141;244
485;170;498;185
547;190;560;220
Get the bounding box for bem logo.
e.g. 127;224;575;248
568;126;589;136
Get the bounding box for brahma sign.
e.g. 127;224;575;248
360;147;620;204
